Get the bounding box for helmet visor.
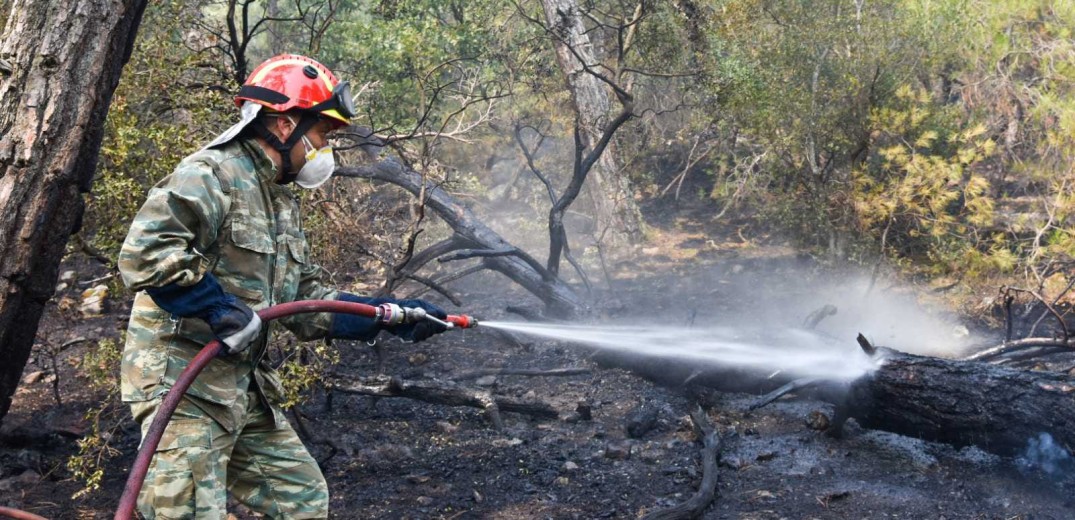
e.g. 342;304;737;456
311;81;355;122
334;81;356;119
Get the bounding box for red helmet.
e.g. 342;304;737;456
236;54;354;126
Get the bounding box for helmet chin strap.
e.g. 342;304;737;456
251;113;320;184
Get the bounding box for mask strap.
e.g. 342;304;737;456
251;113;320;185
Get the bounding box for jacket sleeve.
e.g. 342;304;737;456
118;161;230;291
276;236;340;341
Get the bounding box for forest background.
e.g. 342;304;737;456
72;0;1075;314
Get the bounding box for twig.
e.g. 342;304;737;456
802;304;837;330
77;273;117;287
327;375;560;428
453;368;591;381
963;337;1075;362
1028;277;1075;337
438;248;519;262
73;234;115;268
1004;286;1069;341
401;272;462;306
641;406;721;520
403;264;485;300
291;409;340;466
747;378;820;412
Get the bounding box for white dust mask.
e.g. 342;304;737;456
292;129;335;189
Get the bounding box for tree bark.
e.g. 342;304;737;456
844;349;1075;456
540;0;644;243
593;345;1075;457
0;0;148;424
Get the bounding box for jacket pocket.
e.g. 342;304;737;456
286;235;308;264
164;343;237;408
229;215;275;254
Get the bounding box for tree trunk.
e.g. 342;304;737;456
593;345;1075;457
540;0;644;243
0;0;148;424
845;349;1075;456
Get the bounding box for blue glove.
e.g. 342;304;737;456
146;273;262;356
330;293;391;341
393;299;449;342
330;293;448;342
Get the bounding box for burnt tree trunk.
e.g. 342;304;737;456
335;159;586;318
845;349;1075;456
541;0;643;243
594;345;1075;456
0;0;148;423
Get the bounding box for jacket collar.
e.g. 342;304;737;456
237;138;283;185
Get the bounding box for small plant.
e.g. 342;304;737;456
67;337;124;499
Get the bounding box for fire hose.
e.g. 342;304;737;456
0;300;477;520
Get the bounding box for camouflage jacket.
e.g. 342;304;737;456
118;138;338;431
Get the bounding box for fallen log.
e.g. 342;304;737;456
592;345;1075;457
327;375;560;430
845;348;1075;456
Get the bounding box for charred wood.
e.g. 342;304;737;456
327;375;560;428
845;348;1075;455
335;159;585;318
453;367;590;381
594;344;1075;456
625;402;660;439
641;406;721;520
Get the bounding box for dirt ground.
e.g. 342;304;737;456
2;206;1075;519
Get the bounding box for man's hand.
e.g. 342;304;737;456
390;299;448;342
145;273;262;356
206;295;262;355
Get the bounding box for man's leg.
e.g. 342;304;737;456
227;394;329;519
130;398;233;519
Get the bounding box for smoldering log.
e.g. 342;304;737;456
593;346;1075;456
845;348;1075;456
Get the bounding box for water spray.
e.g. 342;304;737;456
480;320;880;381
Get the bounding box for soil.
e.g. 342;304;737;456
3;202;1075;519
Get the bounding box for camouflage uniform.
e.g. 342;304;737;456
119;138;337;518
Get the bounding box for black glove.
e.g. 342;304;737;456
146;273;262;356
391;299;449;342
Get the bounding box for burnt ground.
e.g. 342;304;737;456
3;209;1075;519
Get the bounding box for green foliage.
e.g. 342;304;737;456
854;85;1001;275
86;1;231;269
273;340;341;409
67;338;125;499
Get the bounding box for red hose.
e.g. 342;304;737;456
0;507;48;520
106;300;473;520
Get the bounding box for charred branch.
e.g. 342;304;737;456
747;378;820;412
453;367;590;381
335;159;585;318
327;375;560;429
963;337;1074;362
641;406;721;520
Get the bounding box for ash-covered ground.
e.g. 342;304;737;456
3;233;1075;519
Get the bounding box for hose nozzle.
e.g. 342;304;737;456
377;303;477;330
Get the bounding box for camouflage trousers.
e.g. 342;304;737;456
129;389;328;519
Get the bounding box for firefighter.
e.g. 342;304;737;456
117;54;446;518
